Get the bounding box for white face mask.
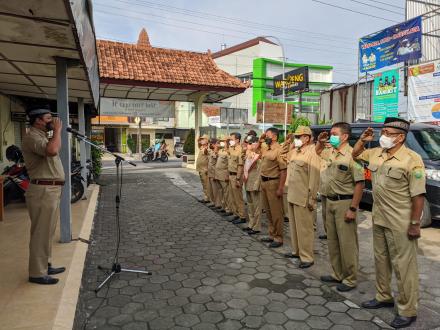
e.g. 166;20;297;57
219;142;225;148
200;140;207;145
379;135;396;149
294;138;303;148
229;140;236;147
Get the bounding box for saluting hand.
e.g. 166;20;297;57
360;127;374;143
317;131;329;144
52;117;62;132
407;223;421;240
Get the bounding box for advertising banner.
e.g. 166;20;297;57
372;69;399;122
273;66;309;96
408;60;440;123
256;102;293;124
359;16;422;73
100;97;174;118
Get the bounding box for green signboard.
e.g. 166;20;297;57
372;68;399;122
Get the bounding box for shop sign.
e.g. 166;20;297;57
273;66;309;96
100;97;174;118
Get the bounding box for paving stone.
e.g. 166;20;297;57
306;304;330;317
193;323;217;330
227;298;248;309
246;295;269;305
286;298;308;309
244;304;265;316
206;302;228;312
108;314;133;326
264;311;288;325
200;311;224;323
267;301;288;312
134;310;158;322
328;312;354;325
306;316;334;329
189;294;212;304
223;309;246;320
242;315;264;328
305;295;327;305
148;317;175;330
284;321;311;330
174;313;200;327
284;308;309;321
325;302;349;313
347;308;373;321
285;289;307;299
108;294;132;307
122;321;148;330
217;319;243;330
121;302;144;314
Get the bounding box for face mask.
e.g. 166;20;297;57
200;140;207;145
294;138;303;148
329;135;341;148
219;142;225;148
229;140;236;147
265;137;272;146
379;135;396;149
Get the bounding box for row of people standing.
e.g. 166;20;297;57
195;116;424;329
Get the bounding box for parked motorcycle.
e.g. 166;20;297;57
1;145;29;206
142;147;169;163
70;161;85;203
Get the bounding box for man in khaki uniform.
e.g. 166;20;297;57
21;107;66;285
258;127;287;248
242;135;262;235
196;134;210;204
353;117;425;329
214;136;233;216
284;126;320;268
317;144;331;240
316;122;365;291
228;132;246;224
207;138;219;209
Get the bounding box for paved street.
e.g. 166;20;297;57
74;168;440;330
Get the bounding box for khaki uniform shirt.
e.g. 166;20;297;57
196;146;209;173
319;147;332;196
22;127;65;181
356;145;426;232
207;150;217;178
215;149;229;181
244;152;261;192
320;144;365;197
286;144;321;207
228;145;244;177
260;142;287;178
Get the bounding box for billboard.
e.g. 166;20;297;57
100;97;174;118
372;69;399;122
273;66;309;96
359;16;422;73
408;60;440;123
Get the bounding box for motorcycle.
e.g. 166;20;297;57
2;145;29;206
142;147;169;163
70;161;85;203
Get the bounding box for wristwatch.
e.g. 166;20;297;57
349;206;357;212
410;220;420;225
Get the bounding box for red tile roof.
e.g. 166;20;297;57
97;38;247;90
211;37;277;59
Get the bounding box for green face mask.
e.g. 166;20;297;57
329;135;341;148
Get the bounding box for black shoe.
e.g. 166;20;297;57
261;237;274;243
320;275;341;283
223;212;234;216
299;261;314;269
48;264;66;275
218;209;226;213
248;230;260;235
361;298;395;309
232;218;246;225
284;253;300;259
29;275;59;285
390;315;417;328
319;234;327;240
336;283;356;292
207;203;215;208
269;241;283;248
284;217;289;223
242;227;252;232
226;215;238;222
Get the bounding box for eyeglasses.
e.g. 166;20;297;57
381;129;402;137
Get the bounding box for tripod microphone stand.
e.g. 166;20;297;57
67;127;151;293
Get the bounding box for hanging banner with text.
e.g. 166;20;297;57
408;60;440;123
273;66;309;96
256;102;293;124
100;97;174;118
359;16;422;73
372;69;399;122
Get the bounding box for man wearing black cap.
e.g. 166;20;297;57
22;107;66;285
353;117;425;328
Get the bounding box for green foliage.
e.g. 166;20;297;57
289;114;312;133
91;136;103;177
141;140;150;152
318;114;333;125
127;135;136;153
183;129;195;154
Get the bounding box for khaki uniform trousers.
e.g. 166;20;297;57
373;224;419;317
229;175;245;218
26;184;62;277
283;187;288;219
326;199;358;287
288;202;314;263
261;179;284;243
198;171;210;202
321;196;328;234
246;190;261;231
211;178;222;208
207;176;215;203
218;180;232;212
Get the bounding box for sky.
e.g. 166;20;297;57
93;0;407;84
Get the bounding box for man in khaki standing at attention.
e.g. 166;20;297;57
22;107;66;285
316;122;365;291
196;134;210;204
214;136;233;217
207;138;219;209
284;126;320;268
258;127;287;248
353;117;425;329
228;132;246;224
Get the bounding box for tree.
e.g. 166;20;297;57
183;129;195;154
290;113;312;132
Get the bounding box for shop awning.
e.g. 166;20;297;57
0;0;99;107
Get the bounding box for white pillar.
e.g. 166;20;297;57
192;93;206;159
78;98;87;194
56;58;71;243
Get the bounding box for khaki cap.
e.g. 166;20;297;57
293;126;312;136
198;134;209;140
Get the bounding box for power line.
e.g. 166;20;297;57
345;0;404;15
353;0;405;10
310;0;400;22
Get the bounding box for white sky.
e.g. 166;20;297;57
93;0;407;84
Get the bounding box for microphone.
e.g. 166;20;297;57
66;127;86;138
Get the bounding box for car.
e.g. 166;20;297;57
174;142;184;158
311;122;440;227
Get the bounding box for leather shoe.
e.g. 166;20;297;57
261;237;274;243
232;218;246;225
361;298;394;309
390;315;417;328
269;241;283;248
29;275;59;285
48;264;66;275
320;275;341;283
299;261;314;269
248;230;260;235
242;227;252;232
336;283;356;292
284;253;300;259
319;234;327;240
223;212;234;216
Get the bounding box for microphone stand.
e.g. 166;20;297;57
67;129;151;292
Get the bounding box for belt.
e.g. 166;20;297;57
327;194;353;201
261;176;279;182
31;179;65;186
229;171;237;175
